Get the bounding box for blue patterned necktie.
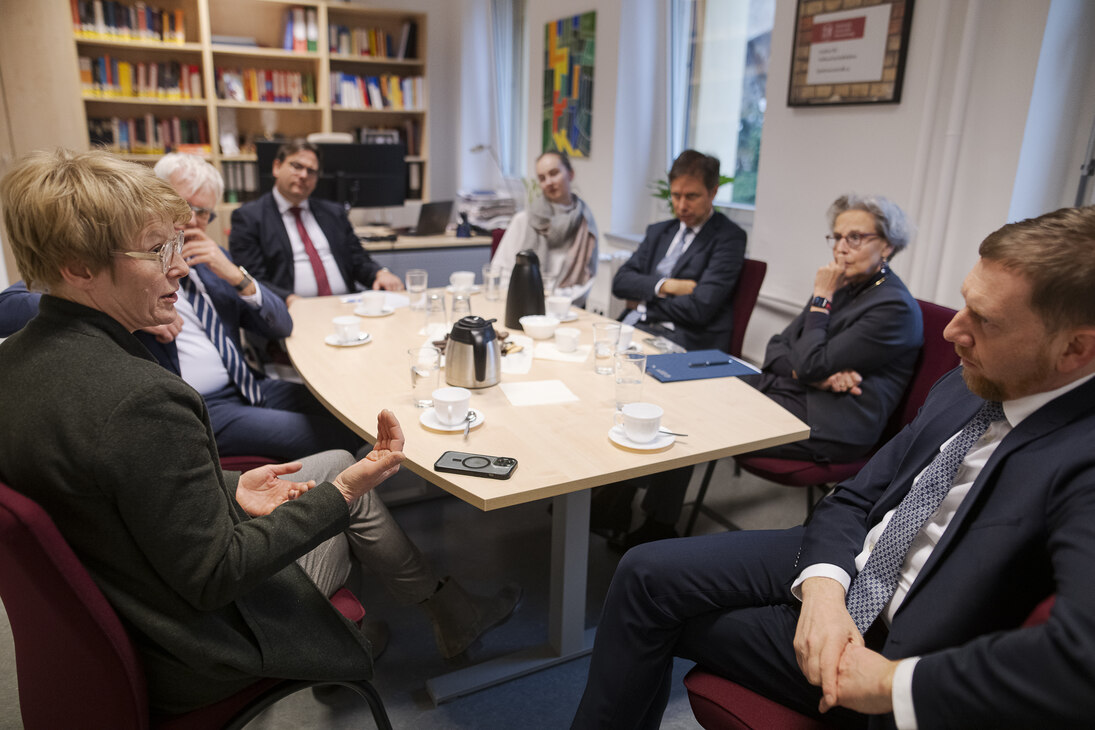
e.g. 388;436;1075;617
179;276;264;406
655;225;694;279
845;400;1006;633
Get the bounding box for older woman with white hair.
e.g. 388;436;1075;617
748;192;924;462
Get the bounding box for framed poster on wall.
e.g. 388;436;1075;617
543;11;596;157
788;0;914;106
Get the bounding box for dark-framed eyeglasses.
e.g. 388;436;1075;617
288;161;320;178
189;203;217;223
825;232;883;249
112;230;185;274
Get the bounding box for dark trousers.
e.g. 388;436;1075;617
571;528;866;729
204;380;365;460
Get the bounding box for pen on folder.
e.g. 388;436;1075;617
689;359;733;368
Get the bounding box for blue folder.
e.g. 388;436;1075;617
645;349;760;383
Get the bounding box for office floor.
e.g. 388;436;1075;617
0;459;809;729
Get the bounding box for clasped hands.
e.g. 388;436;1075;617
795;577;898;716
235;410;406;516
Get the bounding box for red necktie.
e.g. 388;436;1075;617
289;206;332;296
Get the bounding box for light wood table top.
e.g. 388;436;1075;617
285;296;808;511
355;232;492;252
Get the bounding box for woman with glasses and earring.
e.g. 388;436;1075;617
745;193;923;462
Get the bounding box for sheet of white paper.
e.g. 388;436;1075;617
533;342;591;363
385;292;410;309
500;379;580;406
500;335;534;374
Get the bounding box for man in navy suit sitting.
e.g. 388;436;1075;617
228;140;403;308
574;206;1095;729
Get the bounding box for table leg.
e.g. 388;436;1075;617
425;489;596;704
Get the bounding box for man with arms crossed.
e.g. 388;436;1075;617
229;140;403;307
574;206;1095;728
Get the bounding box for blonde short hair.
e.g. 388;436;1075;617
0;149;190;289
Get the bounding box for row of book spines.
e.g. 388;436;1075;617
72;0;185;43
80;57;202;101
222;161;261;204
283;7;320;53
329;26;393;58
215;69;316;105
88;115;209;155
331;74;424;111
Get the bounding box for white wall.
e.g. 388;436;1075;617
743;0;1060;360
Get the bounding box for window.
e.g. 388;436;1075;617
670;0;775;207
491;0;527;178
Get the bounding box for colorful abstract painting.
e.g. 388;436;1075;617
543;11;596;157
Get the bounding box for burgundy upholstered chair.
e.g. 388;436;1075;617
0;480;391;730
685;299;959;535
683;594;1057;729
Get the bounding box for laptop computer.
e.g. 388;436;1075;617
397;200;454;236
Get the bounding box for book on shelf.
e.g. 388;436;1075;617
328;22;411;59
353;120;420;156
281;7;318;53
72;1;185;43
216;67;315;104
83;56;201;100
330;73;422;110
88;113;207;154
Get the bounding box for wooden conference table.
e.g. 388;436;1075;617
285;294;808;703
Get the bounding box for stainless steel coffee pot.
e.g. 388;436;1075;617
445;315;501;388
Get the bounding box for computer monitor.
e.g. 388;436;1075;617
255;141;407;209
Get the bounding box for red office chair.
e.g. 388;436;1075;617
219;455;278;473
685;299;959;535
683;594;1057;729
726;258;768;359
490;228;506;260
0;481;391;730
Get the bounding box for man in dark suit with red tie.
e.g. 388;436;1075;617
573;206;1095;728
228;140;403;307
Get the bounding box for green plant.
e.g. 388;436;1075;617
649;174;734;216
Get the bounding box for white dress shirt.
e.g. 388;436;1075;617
792;372;1095;729
173;271;263;397
272;187;350;297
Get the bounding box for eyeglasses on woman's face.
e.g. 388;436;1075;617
112;230;185;274
825;231;883;249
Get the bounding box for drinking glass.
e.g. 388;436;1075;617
408;346;441;407
423;291;448;338
451;292;472;322
614;351;647;410
592;322;622;374
542;273;558;298
482;264;502;301
406;269;428;310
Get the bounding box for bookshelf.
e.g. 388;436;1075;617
70;0;429;217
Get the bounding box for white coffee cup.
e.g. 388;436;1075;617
617;324;635;352
546;294;571;319
554;326;580;353
450;270;475;291
332;315;361;343
361;290;387;315
432;386;471;426
613;402;663;443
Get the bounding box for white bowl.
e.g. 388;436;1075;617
519;314;561;339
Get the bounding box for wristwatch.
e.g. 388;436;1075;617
233;266;254;292
810;295;832;311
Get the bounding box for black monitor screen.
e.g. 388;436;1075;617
255;141;407;209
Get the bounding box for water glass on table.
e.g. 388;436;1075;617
542;273;558;298
406;269;428;310
613;351;647;410
592;322;622;374
482;264;502;301
423;292;448;335
408;346;442;407
451;292;472;322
